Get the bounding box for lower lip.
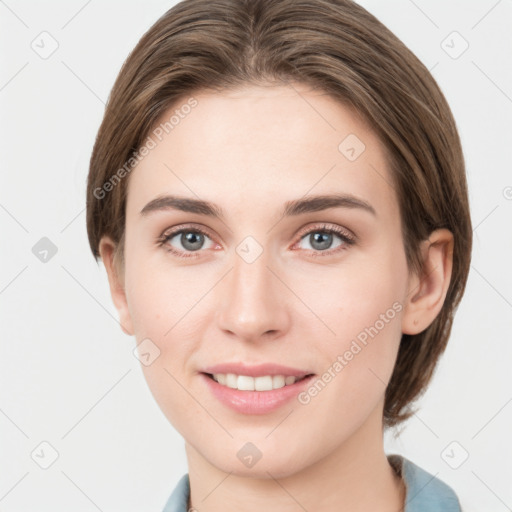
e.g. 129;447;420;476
200;373;316;415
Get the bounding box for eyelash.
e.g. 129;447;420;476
156;223;356;259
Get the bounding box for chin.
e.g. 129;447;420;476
211;454;306;480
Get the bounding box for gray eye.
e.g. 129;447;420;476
180;232;205;251
167;230;215;253
299;231;344;252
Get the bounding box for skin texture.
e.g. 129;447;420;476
99;83;453;512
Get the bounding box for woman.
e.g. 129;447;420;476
86;0;472;510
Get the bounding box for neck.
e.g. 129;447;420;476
185;404;405;512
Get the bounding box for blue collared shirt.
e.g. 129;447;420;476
162;454;461;511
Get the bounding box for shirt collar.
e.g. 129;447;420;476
162;454;461;512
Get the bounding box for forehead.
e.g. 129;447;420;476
125;83;396;220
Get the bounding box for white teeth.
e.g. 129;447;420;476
255;375;274;391
285;376;296;385
237;375;255;390
225;373;238;388
269;375;284;390
212;373;302;391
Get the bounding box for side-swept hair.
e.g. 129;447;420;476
86;0;472;428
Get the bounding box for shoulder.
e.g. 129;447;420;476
388;454;462;512
161;473;190;512
163;458;463;512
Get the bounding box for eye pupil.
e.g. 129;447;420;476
163;226;348;258
310;232;333;250
182;231;204;251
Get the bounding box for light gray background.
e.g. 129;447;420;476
1;1;511;510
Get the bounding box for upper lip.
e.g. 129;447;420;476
201;362;314;378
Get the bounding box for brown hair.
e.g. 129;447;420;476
86;0;472;428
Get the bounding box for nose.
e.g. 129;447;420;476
215;245;291;343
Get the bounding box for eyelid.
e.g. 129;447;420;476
293;222;355;245
158;222;356;258
160;222;216;241
157;223;219;258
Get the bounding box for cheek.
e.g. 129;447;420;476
126;276;197;434
124;255;190;336
123;258;209;423
299;250;406;398
297;250;405;342
124;230;407;435
293;280;404;438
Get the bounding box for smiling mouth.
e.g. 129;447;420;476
203;372;315;391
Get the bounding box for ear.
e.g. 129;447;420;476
402;229;454;335
98;236;134;336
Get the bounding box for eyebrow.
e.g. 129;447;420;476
139;193;376;219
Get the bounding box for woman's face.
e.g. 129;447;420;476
118;83;412;476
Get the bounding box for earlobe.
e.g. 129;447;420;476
98;236;134;336
401;229;454;335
